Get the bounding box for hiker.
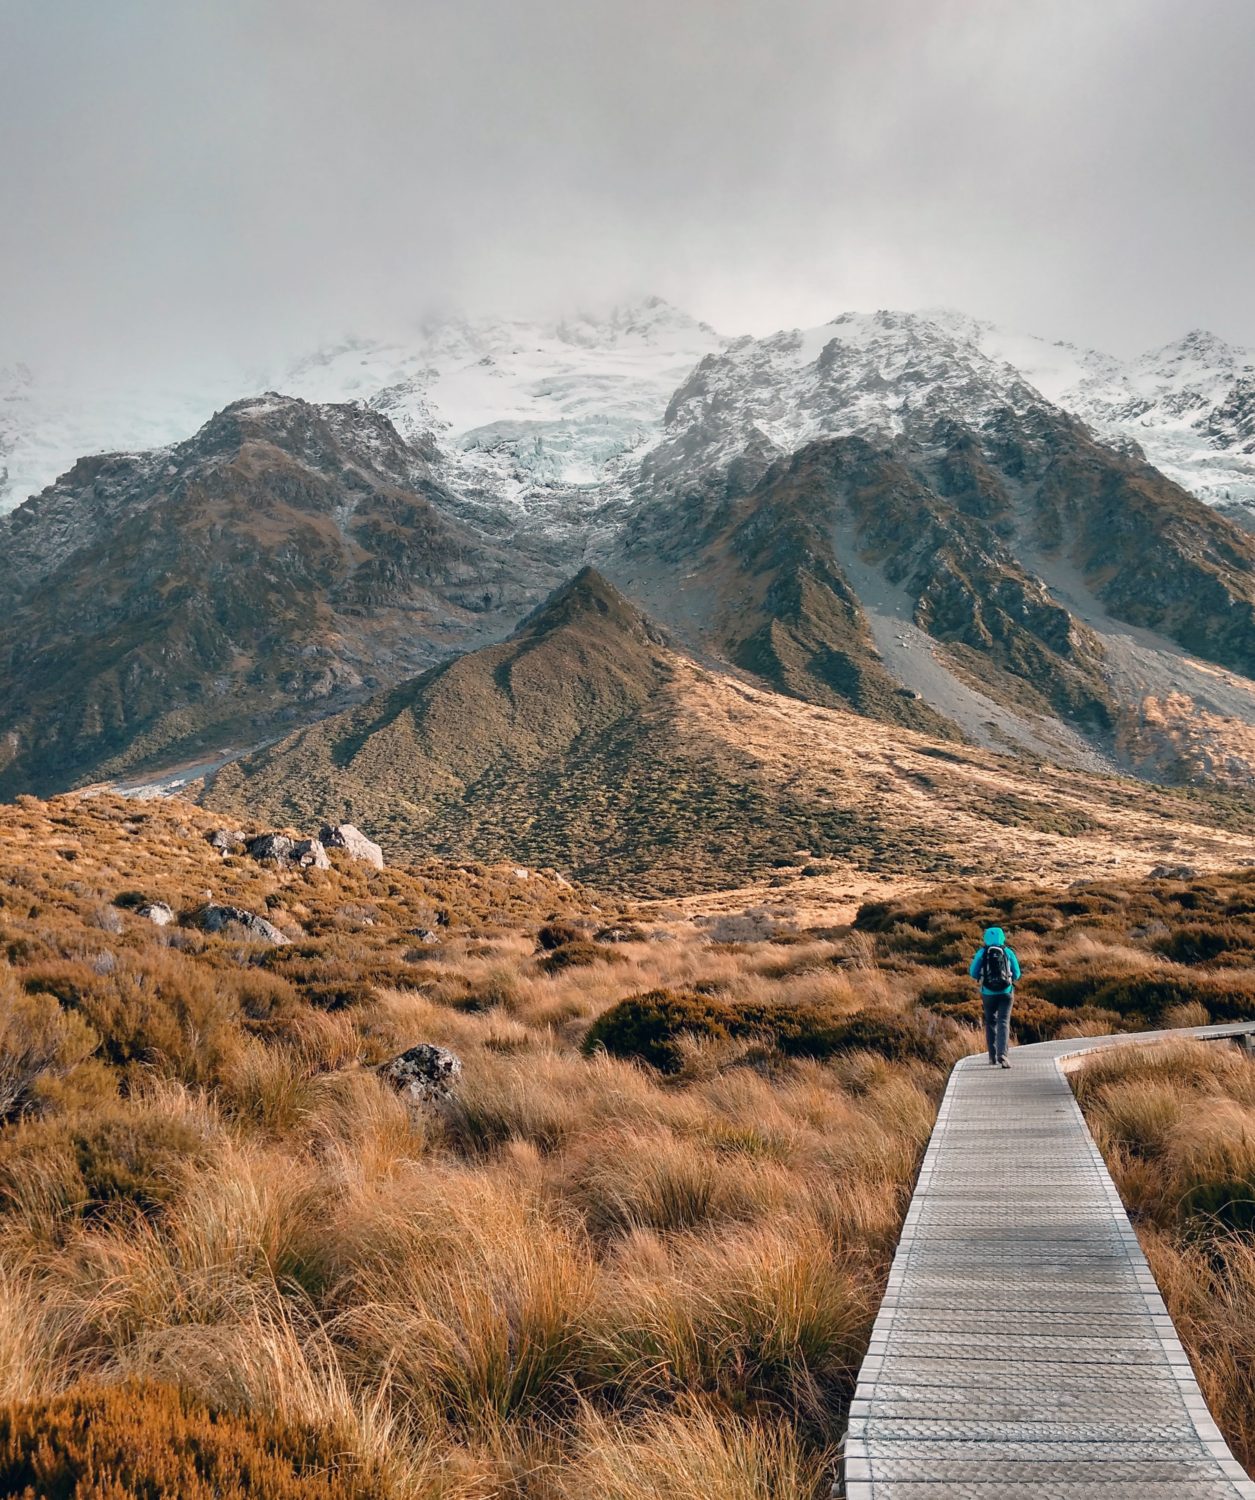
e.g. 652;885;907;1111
970;925;1021;1068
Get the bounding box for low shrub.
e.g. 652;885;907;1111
541;941;622;974
584;992;959;1073
780;1008;958;1066
0;982;100;1122
537;922;583;951
1156;923;1255;966
584;991;738;1072
0;1102;210;1219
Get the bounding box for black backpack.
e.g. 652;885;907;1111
980;944;1013;992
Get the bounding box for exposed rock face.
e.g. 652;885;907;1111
377;1043;462;1106
200;904;291;945
207;829;246;853
137;902;174;926
319;824;384;869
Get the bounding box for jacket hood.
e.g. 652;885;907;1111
983;926;1006;946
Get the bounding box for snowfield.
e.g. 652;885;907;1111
3;298;1253;523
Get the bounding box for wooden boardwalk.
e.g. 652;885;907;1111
841;1023;1255;1498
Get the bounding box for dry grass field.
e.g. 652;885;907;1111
5;792;1255;1495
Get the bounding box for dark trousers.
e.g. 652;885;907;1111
983;991;1013;1063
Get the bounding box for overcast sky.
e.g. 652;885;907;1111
2;0;1253;381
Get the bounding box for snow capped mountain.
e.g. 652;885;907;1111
279;297;727;511
643;309;1050;493
925;313;1255;511
0;298;725;518
4;297;1255;525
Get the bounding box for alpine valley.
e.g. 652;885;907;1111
6;298;1255;890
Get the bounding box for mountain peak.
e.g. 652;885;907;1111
1140;328;1249;372
515;566;659;642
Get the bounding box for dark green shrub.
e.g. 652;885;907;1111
583;990;736;1072
540;941;621;973
585;992;959;1072
1156;924;1255;966
777;1007;957;1066
298;980;375;1012
537;922;582;951
0;1103;209;1219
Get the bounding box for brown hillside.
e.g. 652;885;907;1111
203;571;1255;896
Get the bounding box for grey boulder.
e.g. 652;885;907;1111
292;838;330;870
201;904;291;946
377;1043;462;1105
320;823;384;869
247;833;298;864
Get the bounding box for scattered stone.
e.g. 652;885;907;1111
408;928;439;944
137;902;175;927
207;828;246;853
1149;863;1197;880
512;867;530;881
201;904;291;945
377;1043;462;1106
319;823;384;869
595;924;647;943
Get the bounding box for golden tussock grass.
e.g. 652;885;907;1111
11;794;1255;1495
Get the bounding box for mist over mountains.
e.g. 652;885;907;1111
4;300;1254;520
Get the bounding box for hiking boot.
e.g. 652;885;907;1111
998;1057;1011;1068
988;1057;998;1066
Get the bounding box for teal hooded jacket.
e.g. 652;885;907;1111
969;925;1021;995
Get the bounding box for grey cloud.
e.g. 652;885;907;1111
1;0;1253;383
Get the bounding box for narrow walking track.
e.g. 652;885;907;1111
841;1023;1255;1498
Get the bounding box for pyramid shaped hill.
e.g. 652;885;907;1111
202;569;1255;895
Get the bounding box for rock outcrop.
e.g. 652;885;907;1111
246;832;330;870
